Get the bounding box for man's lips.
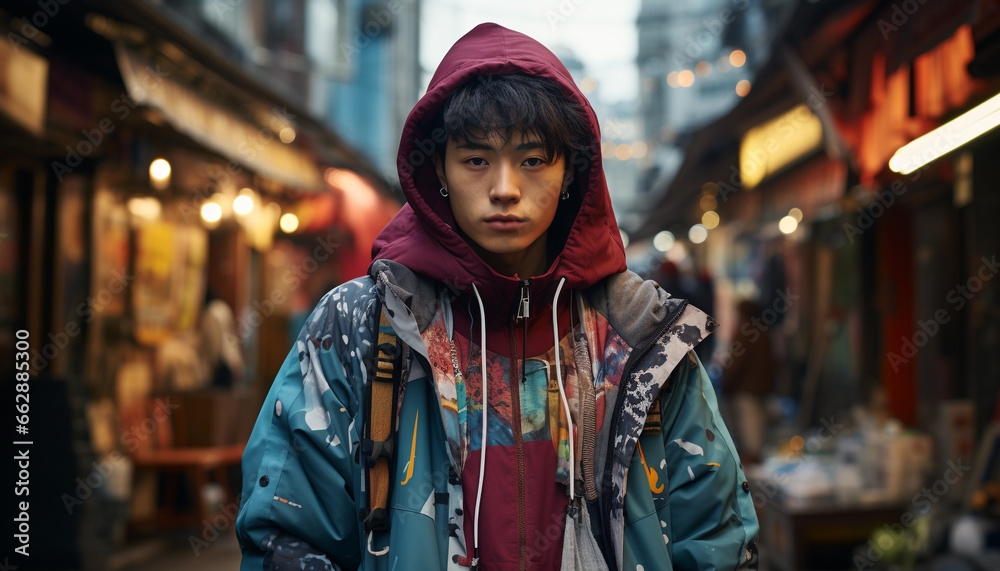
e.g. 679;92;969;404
484;214;527;230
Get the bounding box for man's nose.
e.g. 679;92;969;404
489;162;521;202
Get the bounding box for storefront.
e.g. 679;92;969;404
0;3;398;568
636;0;1000;566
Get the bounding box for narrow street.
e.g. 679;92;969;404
3;0;1000;569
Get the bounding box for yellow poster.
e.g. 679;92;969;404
133;222;175;345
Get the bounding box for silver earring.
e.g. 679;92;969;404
440;187;449;198
561;190;569;200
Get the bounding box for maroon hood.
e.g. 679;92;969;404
370;23;626;315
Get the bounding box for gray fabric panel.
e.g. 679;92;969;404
370;259;442;332
584;270;678;349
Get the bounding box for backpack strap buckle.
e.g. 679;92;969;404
363;507;390;534
359;436;394;468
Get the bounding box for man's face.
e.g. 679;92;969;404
435;131;568;274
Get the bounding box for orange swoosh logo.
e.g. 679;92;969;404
400;410;418;486
638;442;664;494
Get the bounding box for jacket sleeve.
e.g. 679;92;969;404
661;351;759;569
236;281;378;570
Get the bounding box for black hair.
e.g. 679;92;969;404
433;73;593;167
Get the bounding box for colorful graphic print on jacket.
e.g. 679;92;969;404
420;297;631;483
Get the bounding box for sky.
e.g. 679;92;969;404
419;0;642;104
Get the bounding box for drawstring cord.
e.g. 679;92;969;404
551;277;574;502
468;277;572;568
470;284;487;568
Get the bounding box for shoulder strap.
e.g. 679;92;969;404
360;296;403;535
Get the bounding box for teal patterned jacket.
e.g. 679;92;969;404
236;263;759;570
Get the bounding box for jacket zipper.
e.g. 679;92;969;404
598;299;688;570
509;279;529;570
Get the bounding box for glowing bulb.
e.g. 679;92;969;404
234;194;255;215
653;231;675;252
279;127;296;144
695;61;712;78
150;159;170;180
615;144;633;161
729;50;746;68
779;215;798;234
736;80;751;97
789;207;803;222
279;213;299;233
149;158;171;190
579;77;597;94
201;202;222;223
702;211;720;230
689;224;708;244
619;229;630;249
678;70;694;87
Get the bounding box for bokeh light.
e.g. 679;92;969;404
779;215;799;234
201;202;222;223
653;231;675;252
279;213;299;233
234;194;255;215
615;143;633;161
689;224;708;244
702;211;720;229
729;49;746;68
149;158;171;190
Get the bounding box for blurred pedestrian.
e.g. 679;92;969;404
689;267;716;364
199;287;244;388
721;299;777;464
237;23;757;570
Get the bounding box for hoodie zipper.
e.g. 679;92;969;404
508;279;529;570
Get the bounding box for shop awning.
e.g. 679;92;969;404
115;44;324;191
0;38;47;137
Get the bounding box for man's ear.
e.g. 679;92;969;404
561;156;575;193
432;153;448;192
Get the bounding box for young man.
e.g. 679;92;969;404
237;23;758;570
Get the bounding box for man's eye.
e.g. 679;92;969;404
523;157;545;167
467;157;488;166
